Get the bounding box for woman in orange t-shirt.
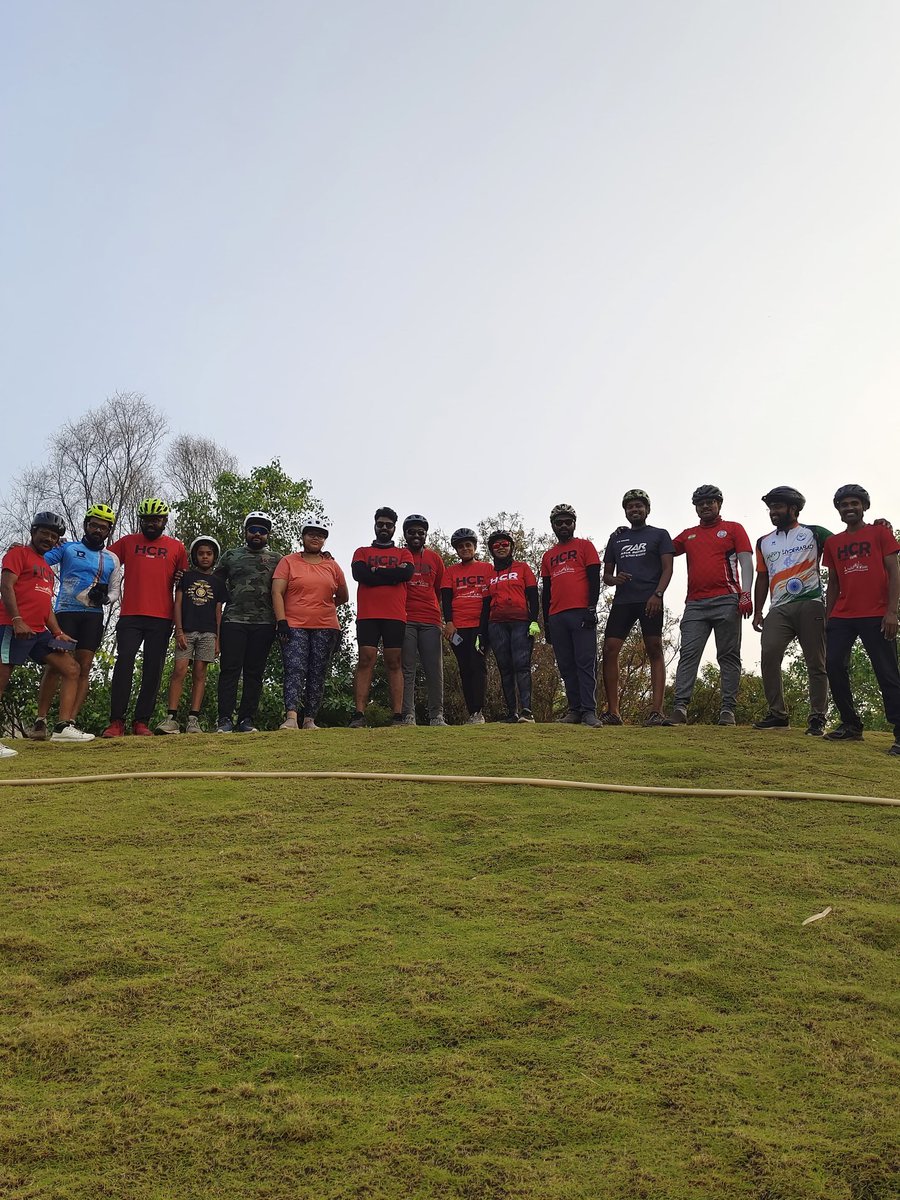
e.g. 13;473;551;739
271;524;349;729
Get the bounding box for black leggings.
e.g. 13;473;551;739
110;615;173;723
450;627;487;715
218;622;275;722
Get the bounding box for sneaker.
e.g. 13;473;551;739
518;710;536;723
824;723;864;741
753;714;789;730
185;716;203;734
805;715;827;737
101;719;126;738
670;706;688;725
717;710;736;726
390;714;406;726
155;717;181;735
0;742;18;758
504;712;520;724
400;714;417;726
429;716;448;727
132;722;153;736
644;711;674;727
556;710;582;724
302;718;320;730
50;723;96;743
235;718;257;734
466;712;486;725
888;742;900;757
581;712;602;728
348;711;366;729
215;717;234;734
27;718;49;741
279;716;299;731
597;711;624;727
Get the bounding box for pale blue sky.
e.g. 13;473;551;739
3;1;899;595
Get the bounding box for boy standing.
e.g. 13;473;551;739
156;537;227;734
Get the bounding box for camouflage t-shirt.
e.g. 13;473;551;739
215;545;283;624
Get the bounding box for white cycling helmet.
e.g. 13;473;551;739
243;511;273;532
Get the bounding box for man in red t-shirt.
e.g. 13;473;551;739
478;529;540;722
1;512;93;756
670;485;753;725
349;506;414;727
540;503;602;727
102;498;188;737
822;484;900;754
441;527;492;724
399;514;446;726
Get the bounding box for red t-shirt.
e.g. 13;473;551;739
540;537;600;614
443;560;492;627
109;533;189;620
352;545;414;621
822;524;900;619
405;547;444;625
672;519;752;601
487;561;537;622
0;545;55;629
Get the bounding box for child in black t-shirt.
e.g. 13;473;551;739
156;537;228;734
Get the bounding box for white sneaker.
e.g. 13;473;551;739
429;716;448;727
155;717;181;735
184;716;203;734
466;712;486;725
279;716;299;730
401;714;417;726
50;724;96;743
302;718;321;730
0;742;18;758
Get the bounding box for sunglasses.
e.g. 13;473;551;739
246;525;269;535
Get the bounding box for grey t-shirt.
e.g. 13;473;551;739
603;525;675;604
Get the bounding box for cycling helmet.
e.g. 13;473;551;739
761;486;806;511
451;527;478;547
243;511;273;531
833;484;870;511
189;535;221;566
691;484;723;504
487;529;514;551
85;503;116;526
31;511;66;536
402;513;429;532
138;498;169;517
550;503;577;522
622;489;651;511
301;522;330;538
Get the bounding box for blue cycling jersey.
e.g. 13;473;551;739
44;539;121;614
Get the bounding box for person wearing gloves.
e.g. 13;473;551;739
478;530;540;723
669;485;753;725
540;503;602;727
441;528;492;724
400;514;446;726
214;512;282;733
272;523;348;731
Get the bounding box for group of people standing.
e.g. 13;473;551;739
1;482;899;759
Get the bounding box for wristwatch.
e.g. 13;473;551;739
654;591;664;598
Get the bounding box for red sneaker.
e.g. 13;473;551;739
132;722;153;736
101;719;125;738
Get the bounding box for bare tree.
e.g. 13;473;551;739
163;434;238;501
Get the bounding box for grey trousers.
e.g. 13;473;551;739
549;609;598;714
674;596;742;711
760;600;828;719
401;621;444;719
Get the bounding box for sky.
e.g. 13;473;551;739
3;1;900;647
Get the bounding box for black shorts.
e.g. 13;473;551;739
56;611;105;652
605;601;663;641
356;618;406;649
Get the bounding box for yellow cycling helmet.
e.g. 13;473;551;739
137;498;170;517
85;502;116;525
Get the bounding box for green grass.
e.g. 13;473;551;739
1;727;898;1199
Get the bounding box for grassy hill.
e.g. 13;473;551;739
1;727;898;1199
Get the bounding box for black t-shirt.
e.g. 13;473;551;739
177;569;228;634
603;525;675;604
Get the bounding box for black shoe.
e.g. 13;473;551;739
235;717;257;733
824;723;864;741
597;711;623;726
215;717;234;734
390;713;406;726
348;711;366;729
504;713;520;724
753;714;789;729
888;742;900;757
518;710;535;723
805;715;827;737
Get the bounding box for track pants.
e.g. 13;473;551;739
110;615;173;724
489;620;533;715
826;616;900;739
218;621;275;723
674;596;742;712
401;621;444;719
760;600;828;719
281;628;337;719
549;609;598;715
450;627;488;715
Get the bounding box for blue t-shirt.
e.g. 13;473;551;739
44;539;121;614
603;525;675;604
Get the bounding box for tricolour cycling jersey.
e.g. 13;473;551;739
755;523;832;608
44;539;122;614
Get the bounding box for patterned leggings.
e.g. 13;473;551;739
281;628;337;718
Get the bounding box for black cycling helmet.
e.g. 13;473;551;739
31;511;66;536
402;513;429;532
487;529;514;552
451;527;478;547
691;484;723;505
622;488;650;511
762;486;806;511
833;484;870;511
